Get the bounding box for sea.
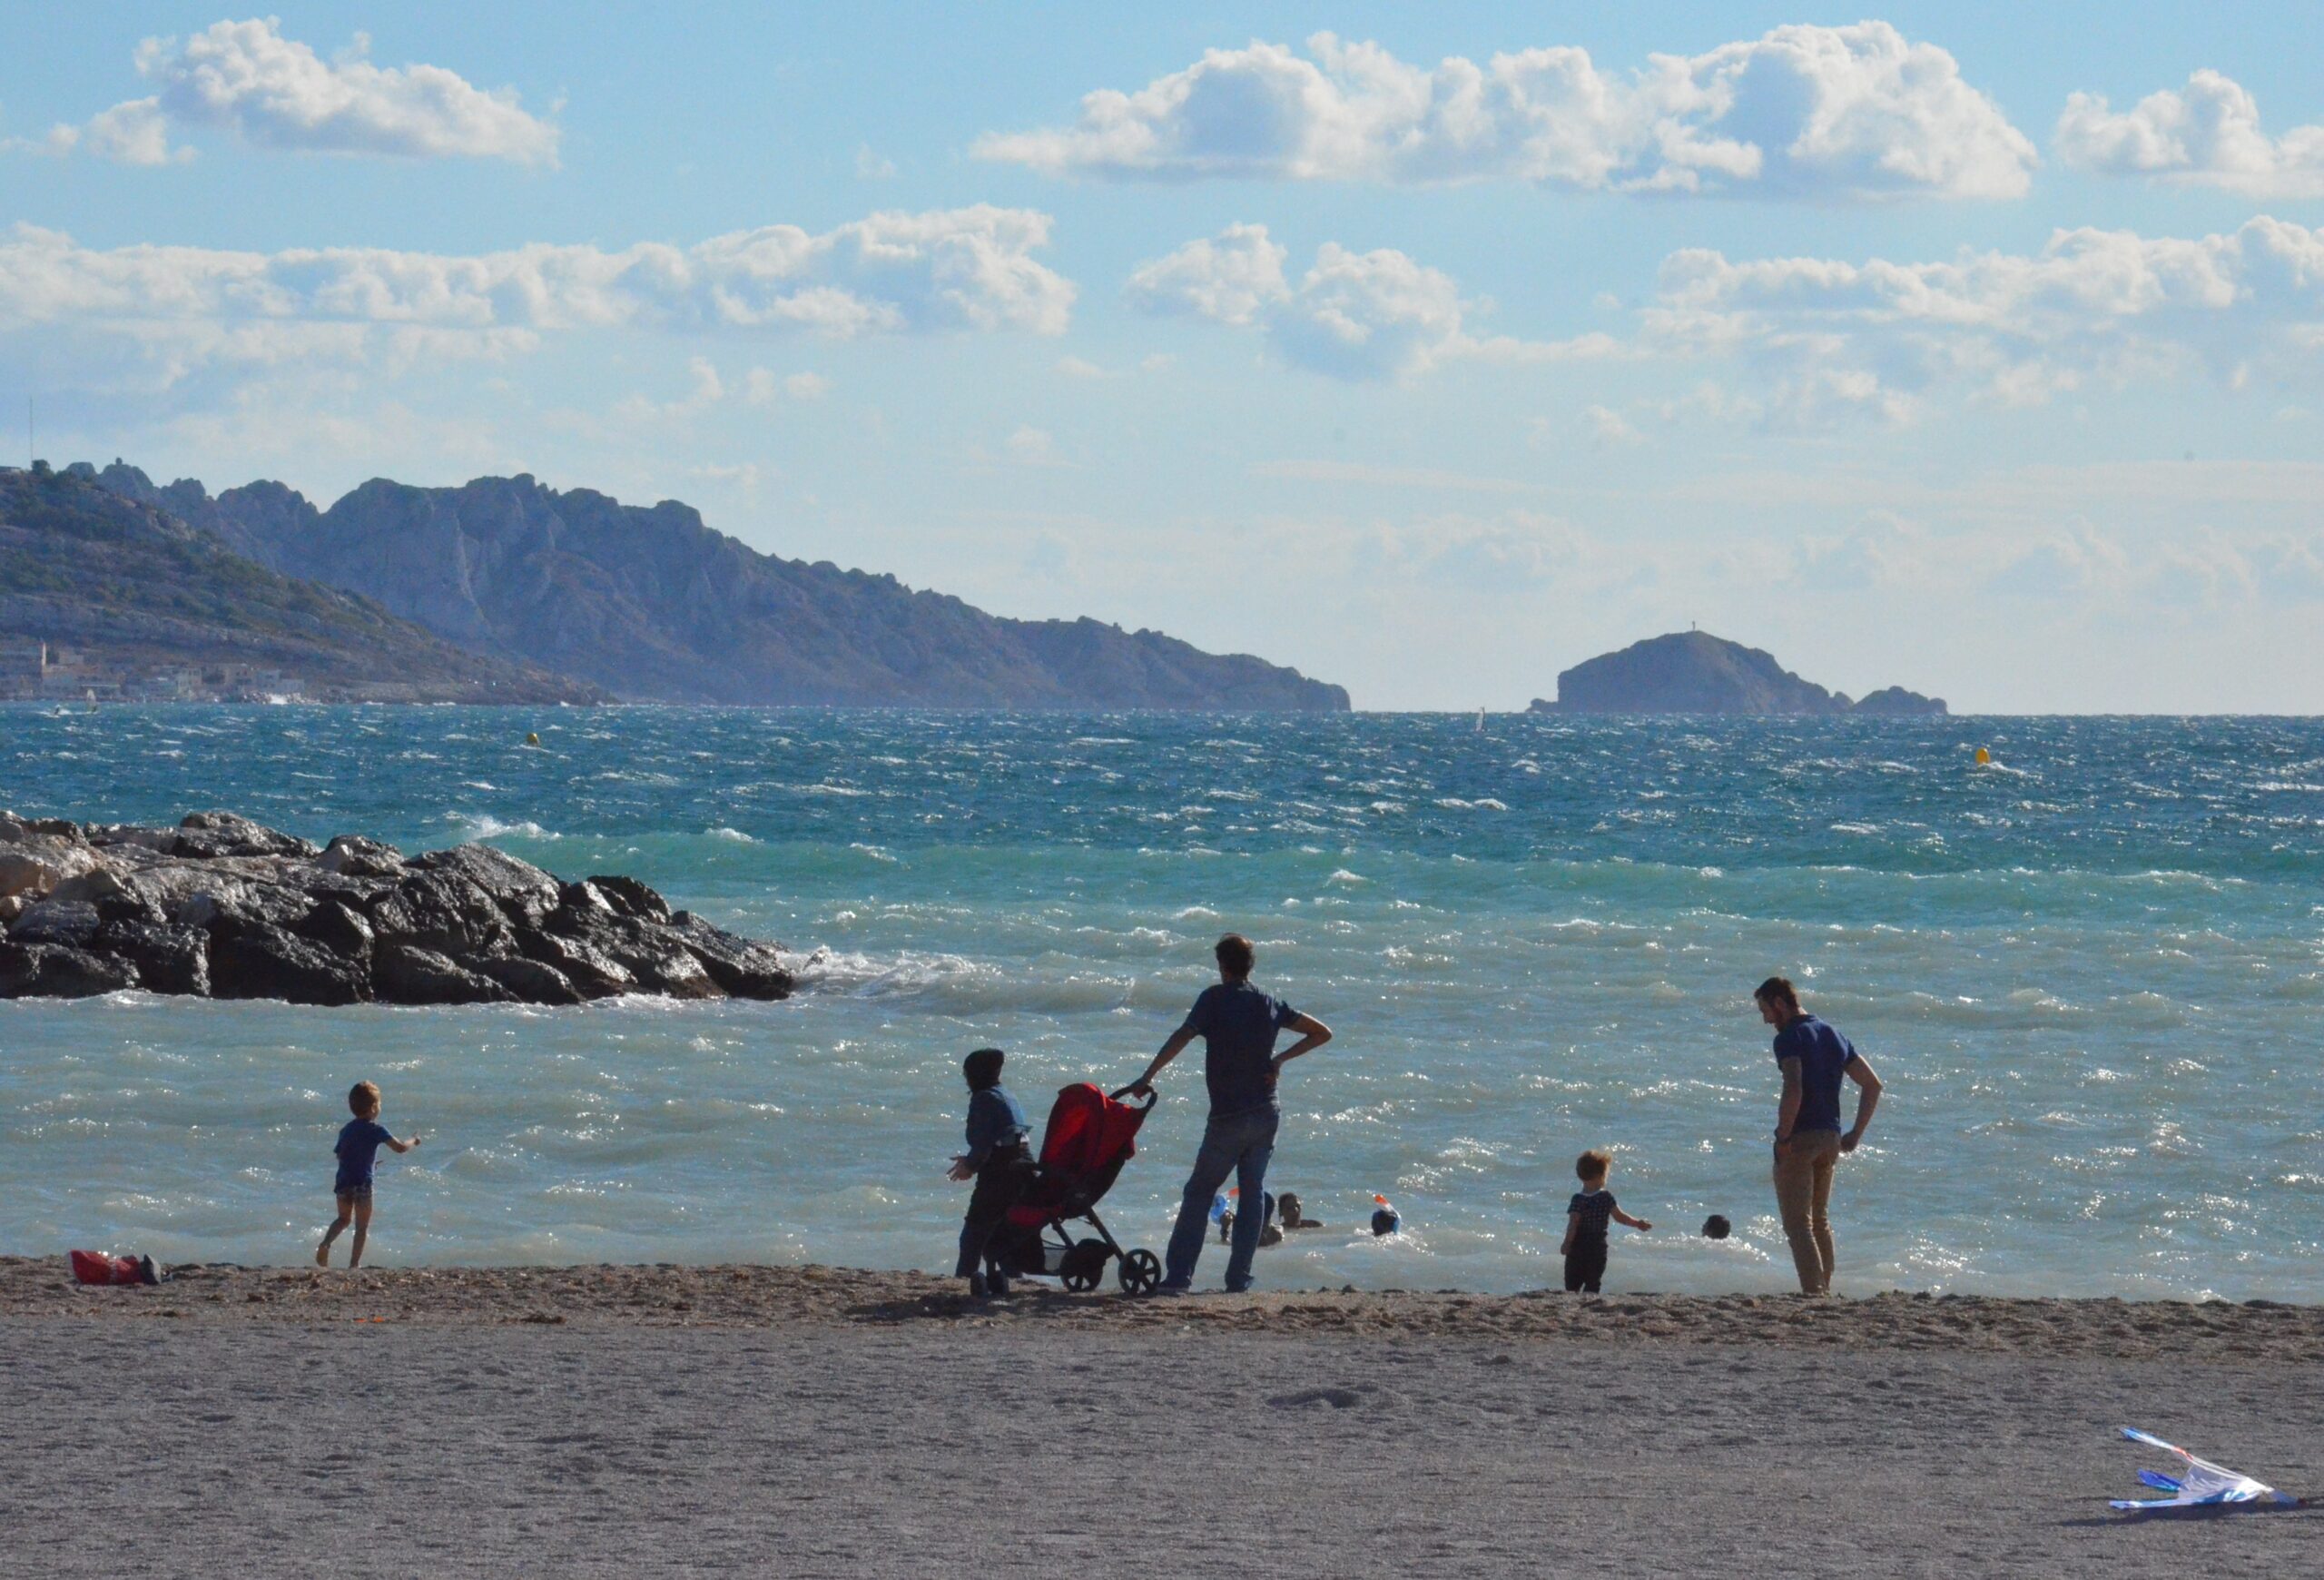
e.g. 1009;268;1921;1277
3;706;2319;1299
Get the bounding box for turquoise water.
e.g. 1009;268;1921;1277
3;706;2320;1298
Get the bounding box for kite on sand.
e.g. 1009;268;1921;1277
2111;1427;2300;1511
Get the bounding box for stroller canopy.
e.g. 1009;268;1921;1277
1038;1082;1147;1179
1004;1083;1151;1229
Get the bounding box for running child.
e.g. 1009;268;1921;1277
317;1081;421;1269
1561;1149;1650;1293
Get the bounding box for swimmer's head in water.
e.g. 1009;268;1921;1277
1370;1207;1400;1237
1215;933;1256;981
1576;1148;1611;1185
1703;1214;1732;1240
963;1047;1005;1091
1278;1191;1302;1223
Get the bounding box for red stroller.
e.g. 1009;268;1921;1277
1000;1083;1164;1295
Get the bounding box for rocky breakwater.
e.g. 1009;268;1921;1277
0;811;793;1006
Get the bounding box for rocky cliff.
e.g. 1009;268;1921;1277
95;463;1350;710
1526;632;1946;716
2;468;602;703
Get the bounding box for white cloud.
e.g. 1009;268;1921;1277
1253;459;1543;495
17;19;557;166
1004;425;1068;468
1584;403;1643;446
617;356;725;420
977;24;2034;200
744;368;832;404
854;143;898;180
1054;354;1111;379
1639;216;2324;426
688;461;766;490
1126;223;1620;380
1123;222;1287;326
1371;504;2324;612
0;208;1073;386
5;96;188;165
2056;70;2324;197
152;18;556;163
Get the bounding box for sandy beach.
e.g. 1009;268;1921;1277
5;1259;2319;1577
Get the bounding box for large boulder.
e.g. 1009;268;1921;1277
666;912;793;1000
172;811;321;861
374;943;514;1006
0;832;103;902
471;953;586;1006
595;914;722;999
516;930;637;999
8;898;103;949
318;834;407;879
90;920;209;996
292;900;376;965
366;871;514;957
83;824;177;854
556;878;621;923
48;864;170;927
587;874;671;922
177;879;313;935
0;942;140;998
415;844;562;929
208;924;369;1004
1;813;85;842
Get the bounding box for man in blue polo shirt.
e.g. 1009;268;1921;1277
1126;933;1333;1294
1756;975;1885;1296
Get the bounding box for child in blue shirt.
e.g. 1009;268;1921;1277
317;1081;421;1269
949;1047;1032;1297
1561;1149;1651;1293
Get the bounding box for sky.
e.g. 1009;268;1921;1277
4;4;2323;712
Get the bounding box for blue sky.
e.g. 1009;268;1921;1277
5;5;2324;711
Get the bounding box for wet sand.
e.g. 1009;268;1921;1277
5;1259;2319;1576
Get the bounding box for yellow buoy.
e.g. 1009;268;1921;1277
1974;746;1991;765
525;731;541;747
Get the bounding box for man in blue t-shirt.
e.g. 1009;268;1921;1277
1756;976;1885;1295
1125;933;1333;1293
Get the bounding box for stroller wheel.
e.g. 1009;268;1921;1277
1059;1240;1108;1293
1118;1248;1162;1296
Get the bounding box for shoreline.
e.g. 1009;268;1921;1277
9;1257;2322;1362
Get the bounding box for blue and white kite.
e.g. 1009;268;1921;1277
2111;1427;2299;1511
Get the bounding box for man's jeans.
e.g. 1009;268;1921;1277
1772;1130;1843;1294
1163;1105;1279;1290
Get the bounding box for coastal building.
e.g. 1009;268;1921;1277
0;637;315;704
0;637;47;698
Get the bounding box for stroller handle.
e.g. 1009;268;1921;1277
1108;1084;1158;1110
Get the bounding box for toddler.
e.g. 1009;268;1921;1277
1562;1149;1650;1293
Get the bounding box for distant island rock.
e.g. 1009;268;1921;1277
1526;631;1946;716
0;809;793;1006
90;462;1350;711
1;466;601;704
1849;685;1948;717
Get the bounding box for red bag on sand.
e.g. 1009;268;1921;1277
69;1250;156;1286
